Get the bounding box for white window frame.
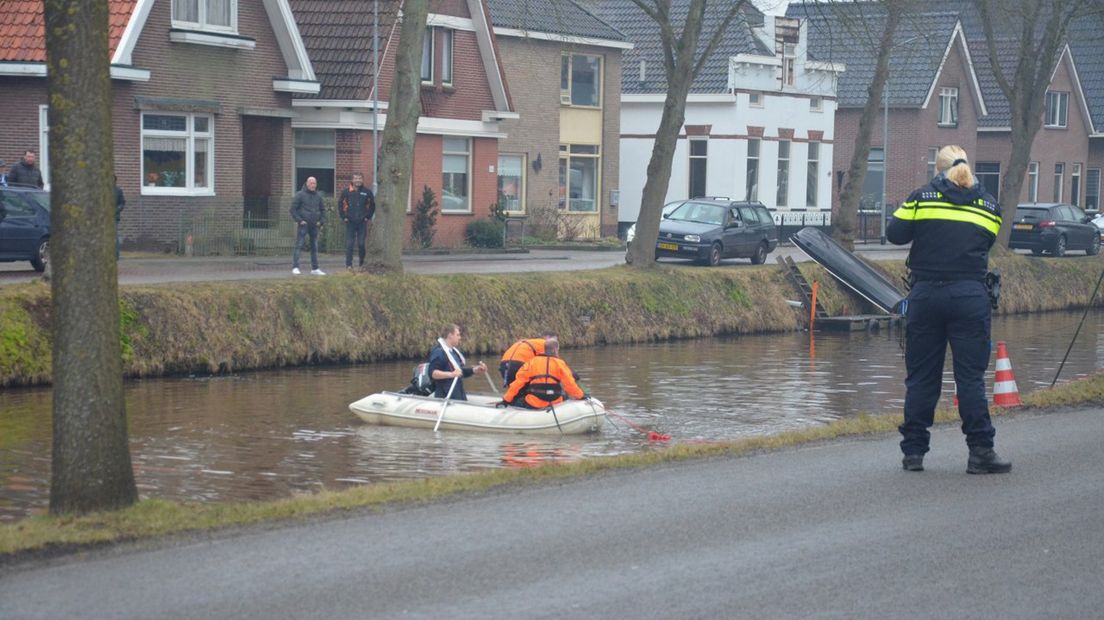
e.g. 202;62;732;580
441;136;471;213
497;153;526;214
809;97;822;112
776;140;790;207
560;144;601;212
806;141;819;207
1072;163;1082;206
1045;91;1069;128
1054;162;1065;203
688;138;708;198
782;43;796;87
294;129;336;198
171;0;237;34
1086;168;1101;211
749;92;763;108
421;28;435;83
141;112;215;197
938;87;958;127
1028;161;1039;203
560;53;602;108
38;105;50;189
745;138;760;201
927;147;939;180
441;29;454;86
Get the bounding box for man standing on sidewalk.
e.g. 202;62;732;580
338;173;375;271
7;150;44;188
290;177;326;275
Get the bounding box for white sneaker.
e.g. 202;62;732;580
311;269;326;276
291;267;301;275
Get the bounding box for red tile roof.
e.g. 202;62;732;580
0;0;137;63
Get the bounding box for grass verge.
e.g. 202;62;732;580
4;370;1103;559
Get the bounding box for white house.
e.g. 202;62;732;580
611;10;844;238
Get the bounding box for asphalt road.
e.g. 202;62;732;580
3;407;1101;619
0;242;911;286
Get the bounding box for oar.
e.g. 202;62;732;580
482;361;500;395
434;339;463;432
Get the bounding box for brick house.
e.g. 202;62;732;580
792;2;1103;227
594;2;843;239
486;0;627;239
0;0;319;251
289;0;517;247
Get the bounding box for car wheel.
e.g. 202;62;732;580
707;242;722;267
31;238;48;272
1053;235;1067;257
751;241;768;265
1088;235;1101;256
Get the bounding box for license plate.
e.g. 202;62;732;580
1013;223;1033;231
658;242;678;251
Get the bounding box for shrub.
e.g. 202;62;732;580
466;218;504;248
410;185;439;249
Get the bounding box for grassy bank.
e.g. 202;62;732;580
0;252;1101;387
3;370;1102;558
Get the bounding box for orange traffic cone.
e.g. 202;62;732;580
992;341;1022;407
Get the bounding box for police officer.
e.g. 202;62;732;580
887;144;1011;474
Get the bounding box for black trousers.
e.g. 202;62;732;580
900;279;996;455
345;219;368;267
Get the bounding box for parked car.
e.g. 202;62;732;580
624;200;684;246
0;184;50;272
645;198;778;266
1008;203;1100;257
1090;212;1104;241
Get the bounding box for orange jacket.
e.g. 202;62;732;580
499;338;545;366
503;354;584;408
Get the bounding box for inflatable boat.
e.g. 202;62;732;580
349;392;608;434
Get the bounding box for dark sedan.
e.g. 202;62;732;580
0;185;50;271
1009;203;1099;257
654;199;778;266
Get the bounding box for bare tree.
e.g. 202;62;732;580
44;0;137;514
626;0;749;267
367;0;429;271
976;0;1098;247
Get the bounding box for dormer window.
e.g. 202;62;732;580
782;43;796;87
172;0;236;33
938;87;958;127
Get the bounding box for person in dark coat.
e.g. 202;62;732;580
887;144;1010;475
7;151;44;188
338;173;375;271
114;175;126;259
428;323;487;401
290;176;326;275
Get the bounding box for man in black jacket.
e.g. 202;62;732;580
8;151;44;188
290;177;326;275
338;173;375;271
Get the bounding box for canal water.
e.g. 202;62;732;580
2;310;1102;520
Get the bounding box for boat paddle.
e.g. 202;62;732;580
433;338;463;432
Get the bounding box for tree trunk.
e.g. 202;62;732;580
835;7;900;252
45;0;137;515
367;0;429;271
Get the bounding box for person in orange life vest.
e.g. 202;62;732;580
498;334;552;388
502;338;587;409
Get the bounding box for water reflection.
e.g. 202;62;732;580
2;310;1102;520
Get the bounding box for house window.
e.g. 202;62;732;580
938;87;958;127
1054;163;1065;202
782;43;796;86
776;140;790;206
560;54;601;107
809;97;822;112
806;141;819;207
498;154;525;212
1086;169;1101;211
441;29;454;85
142;113;213;195
421;28;435;82
559;144;600;212
172;0;235;32
1072;163;1081;206
749;92;763;108
862;148;884;210
975;162;1001;203
38;105;50;188
688;139;708;198
294;129;335;197
442;137;470;212
745;139;760;201
1045;91;1068;128
927;147;939;180
1028;161;1039;203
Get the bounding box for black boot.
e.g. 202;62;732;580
967;447;1012;474
902;454;924;471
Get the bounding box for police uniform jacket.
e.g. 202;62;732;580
887;173;1001;281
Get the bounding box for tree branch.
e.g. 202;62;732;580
692;0;749;78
